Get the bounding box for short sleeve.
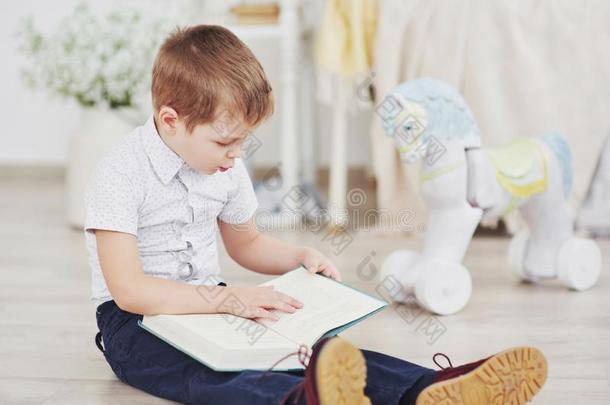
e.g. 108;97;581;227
84;159;141;236
218;158;259;224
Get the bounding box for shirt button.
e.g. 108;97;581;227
178;262;194;280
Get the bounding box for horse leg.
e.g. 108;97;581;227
516;145;601;290
415;143;482;314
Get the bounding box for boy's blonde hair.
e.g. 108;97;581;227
152;25;274;133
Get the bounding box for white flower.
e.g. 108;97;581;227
17;3;172;109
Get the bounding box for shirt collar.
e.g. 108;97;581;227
142;115;184;185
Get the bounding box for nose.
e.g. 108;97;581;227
227;144;242;159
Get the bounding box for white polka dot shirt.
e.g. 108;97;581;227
84;115;258;307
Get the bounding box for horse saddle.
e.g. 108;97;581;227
485;138;548;198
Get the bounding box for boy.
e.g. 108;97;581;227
86;25;547;404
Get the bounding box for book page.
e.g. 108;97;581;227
143;314;305;371
140;268;387;370
163;313;297;351
259;268;387;345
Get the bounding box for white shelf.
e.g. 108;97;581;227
224;24;283;39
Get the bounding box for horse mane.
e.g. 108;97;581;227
392;78;481;146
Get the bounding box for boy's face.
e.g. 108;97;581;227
157;108;254;175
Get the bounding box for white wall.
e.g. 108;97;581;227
0;0;373;169
2;0;82;165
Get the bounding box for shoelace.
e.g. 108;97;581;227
256;344;313;405
432;352;454;370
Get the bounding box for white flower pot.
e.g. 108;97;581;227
66;107;135;229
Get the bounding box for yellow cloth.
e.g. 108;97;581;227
486;138;548;198
314;0;378;78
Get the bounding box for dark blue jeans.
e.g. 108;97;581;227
95;300;435;405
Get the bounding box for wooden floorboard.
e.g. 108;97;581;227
1;176;608;404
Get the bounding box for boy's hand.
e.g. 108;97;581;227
300;247;342;282
221;286;303;321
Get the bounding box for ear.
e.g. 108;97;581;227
157;106;179;135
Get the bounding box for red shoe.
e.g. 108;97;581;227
268;337;370;405
416;347;547;405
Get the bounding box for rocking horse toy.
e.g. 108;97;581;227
378;78;602;315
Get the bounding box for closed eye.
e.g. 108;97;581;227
216;137;245;147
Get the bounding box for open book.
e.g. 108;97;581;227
139;267;388;371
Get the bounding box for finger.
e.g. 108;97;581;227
253;308;279;321
323;264;342;281
260;295;300;313
315;259;339;280
263;301;298;314
276;292;304;308
320;267;334;279
306;265;319;274
314;263;331;278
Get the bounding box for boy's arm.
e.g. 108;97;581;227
218;219;341;280
96;230;225;315
95;230;301;318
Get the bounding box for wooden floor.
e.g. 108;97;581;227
1;175;609;404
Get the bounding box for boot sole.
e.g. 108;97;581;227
316;338;371;405
416;346;547;405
